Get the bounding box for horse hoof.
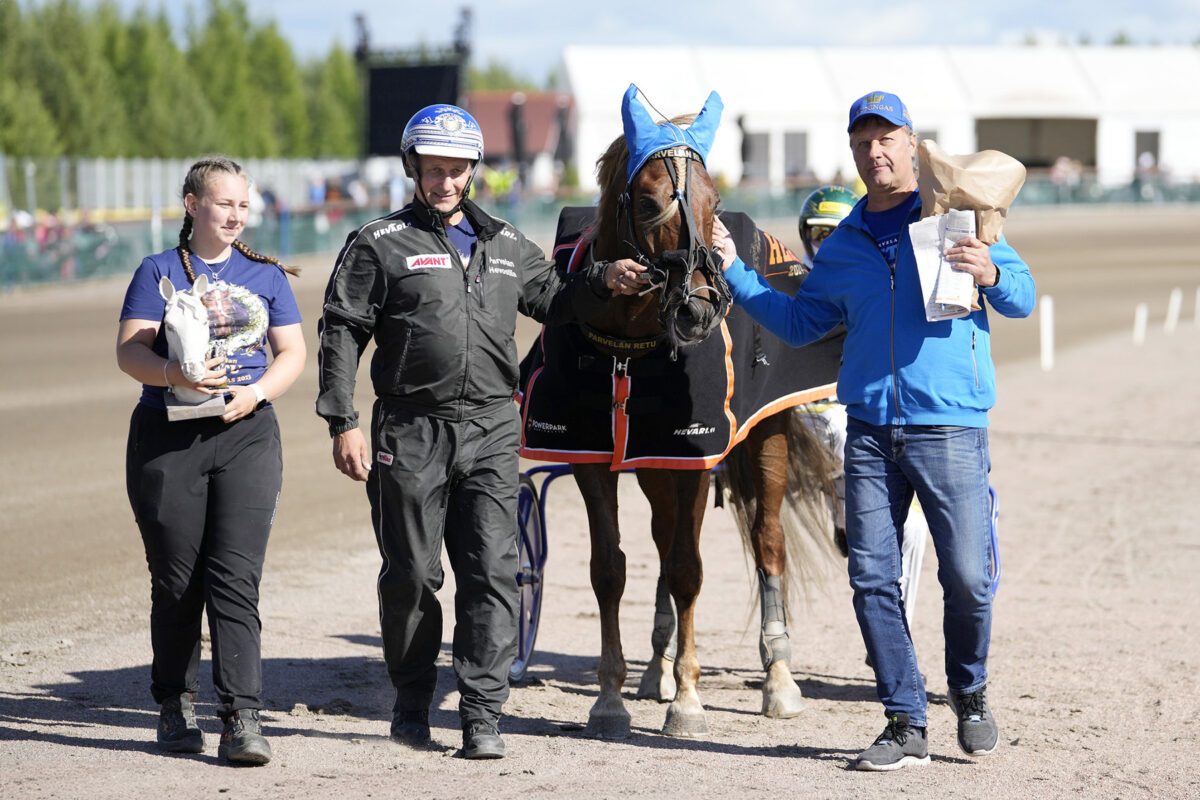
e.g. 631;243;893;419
662;705;709;738
635;660;676;702
762;660;804;719
584;711;632;740
763;687;805;719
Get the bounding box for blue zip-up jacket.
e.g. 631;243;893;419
724;193;1035;427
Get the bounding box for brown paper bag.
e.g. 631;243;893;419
917;140;1026;245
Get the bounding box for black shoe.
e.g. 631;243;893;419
949;685;999;756
218;709;272;765
158;693;204;753
461;719;505;760
855;713;930;771
390;708;432;747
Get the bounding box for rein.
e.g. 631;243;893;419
617;147;731;360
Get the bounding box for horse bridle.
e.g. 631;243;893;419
617;146;731;360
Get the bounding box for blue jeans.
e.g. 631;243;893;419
843;417;994;728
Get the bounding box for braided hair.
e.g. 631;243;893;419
177;156;299;282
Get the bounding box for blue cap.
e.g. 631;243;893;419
847;91;912;133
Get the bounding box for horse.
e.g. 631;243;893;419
159;273;213;405
519;86;839;738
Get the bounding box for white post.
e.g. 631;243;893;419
1133;303;1148;345
1039;294;1055;371
1165;288;1182;333
150;191;162;254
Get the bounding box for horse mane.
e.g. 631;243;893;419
589;113;698;262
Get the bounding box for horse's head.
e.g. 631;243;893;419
159;273;211;383
590;87;731;359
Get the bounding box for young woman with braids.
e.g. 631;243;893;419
116;156;305;765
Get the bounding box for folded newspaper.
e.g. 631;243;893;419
909;209;978;321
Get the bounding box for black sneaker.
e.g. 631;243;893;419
461;719;505;760
157;693;204;753
390;708;432;747
218;709;272;765
949;686;998;756
855;713;930;771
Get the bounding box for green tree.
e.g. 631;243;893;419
307;42;363;157
187;0;272;155
0;0;25;78
250;22;312;157
24;0;131;156
104;7;222;157
0;77;64;158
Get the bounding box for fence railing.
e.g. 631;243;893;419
4;165;1199;290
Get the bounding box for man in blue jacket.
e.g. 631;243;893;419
713;91;1036;771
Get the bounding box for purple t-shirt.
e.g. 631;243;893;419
120;247;302;409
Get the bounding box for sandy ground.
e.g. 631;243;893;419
2;206;1199;798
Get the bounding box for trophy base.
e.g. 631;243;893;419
165;393;227;421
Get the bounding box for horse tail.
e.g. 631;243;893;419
720;407;843;608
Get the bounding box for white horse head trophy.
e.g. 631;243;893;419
159;274;223;411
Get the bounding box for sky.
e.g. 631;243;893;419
88;0;1200;83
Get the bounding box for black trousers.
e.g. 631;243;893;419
125;403;282;717
368;401;519;726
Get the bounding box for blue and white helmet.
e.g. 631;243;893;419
402;104;484;163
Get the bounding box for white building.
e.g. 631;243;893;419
562;45;1200;194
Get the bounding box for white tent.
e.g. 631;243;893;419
562;45;1200;193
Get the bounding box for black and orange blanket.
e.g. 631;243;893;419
518;207;844;470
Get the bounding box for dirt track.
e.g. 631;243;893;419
2;205;1199;798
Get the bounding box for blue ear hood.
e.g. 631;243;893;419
622;84;723;185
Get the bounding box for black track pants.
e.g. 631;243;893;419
125;403;282;717
367;401;519;725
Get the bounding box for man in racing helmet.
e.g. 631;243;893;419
798;184;860;265
317;103;643;760
401;104;485;222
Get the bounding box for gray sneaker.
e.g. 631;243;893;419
218;709;272;765
855;713;930;771
158;693;204;754
949;686;998;756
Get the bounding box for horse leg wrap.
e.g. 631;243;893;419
651;573;678;662
757;568;791;669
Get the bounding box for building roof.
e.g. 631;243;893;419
464;90;574;161
561;44;1200;189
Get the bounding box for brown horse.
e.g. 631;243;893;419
527;94;837;739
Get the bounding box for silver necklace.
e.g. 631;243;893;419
200;250;233;281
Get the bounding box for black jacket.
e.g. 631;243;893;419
316;199;611;434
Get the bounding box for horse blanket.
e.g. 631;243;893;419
518;207;844;470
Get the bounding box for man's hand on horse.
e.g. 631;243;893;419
711;216;738;271
332;428;372;482
605;258;649;295
945;236;999;287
